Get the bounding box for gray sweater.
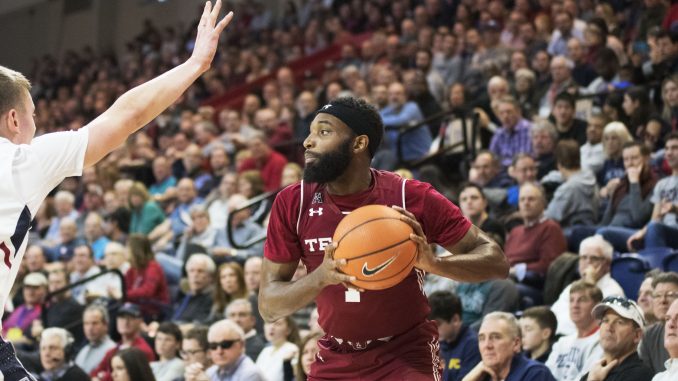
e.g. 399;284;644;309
638;322;669;375
545;170;599;227
600;183;654;228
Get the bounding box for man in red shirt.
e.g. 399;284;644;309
238;131;287;192
91;304;155;381
259;97;508;380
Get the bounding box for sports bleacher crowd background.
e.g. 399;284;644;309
4;0;678;380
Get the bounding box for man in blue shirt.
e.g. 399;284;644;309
464;312;556;381
429;291;480;381
378;82;432;165
186;319;264;381
489;96;533;168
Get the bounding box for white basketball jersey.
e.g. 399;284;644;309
0;128;88;328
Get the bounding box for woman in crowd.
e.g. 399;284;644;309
622;86;653;137
128;182;166;235
125;234;169;321
238;169;271;224
598;122;633;199
210;262;249;322
111;347;156;381
256;316;301;381
290;332;322;381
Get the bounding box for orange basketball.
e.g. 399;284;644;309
332;204;418;290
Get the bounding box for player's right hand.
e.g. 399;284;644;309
189;0;234;72
316;243;358;289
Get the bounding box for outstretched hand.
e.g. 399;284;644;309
190;0;234;72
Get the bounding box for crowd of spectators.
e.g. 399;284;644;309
5;0;678;380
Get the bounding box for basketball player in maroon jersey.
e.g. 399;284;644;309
260;97;508;380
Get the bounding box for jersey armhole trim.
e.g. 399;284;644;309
401;178;407;209
296;180;304;235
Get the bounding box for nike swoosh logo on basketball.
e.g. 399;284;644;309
362;256;397;277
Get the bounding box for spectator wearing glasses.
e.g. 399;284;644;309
185;319;264;381
653;298;678;380
177;326;210;381
639;272;678;375
579;296;652;381
551;235;624;337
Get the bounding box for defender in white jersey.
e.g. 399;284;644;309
0;3;232;380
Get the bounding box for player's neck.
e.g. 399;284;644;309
326;167;372;196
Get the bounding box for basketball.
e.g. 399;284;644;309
332;204;418;290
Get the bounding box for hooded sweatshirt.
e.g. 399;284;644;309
545;169;599;227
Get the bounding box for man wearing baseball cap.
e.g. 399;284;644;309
90;303;155;381
580;296;653;381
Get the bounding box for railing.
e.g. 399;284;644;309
41;268;127;332
46;268;126;302
388;107;480;170
226;190;279;250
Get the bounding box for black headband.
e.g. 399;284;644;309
316;101;380;156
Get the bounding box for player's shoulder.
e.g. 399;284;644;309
275;181;303;203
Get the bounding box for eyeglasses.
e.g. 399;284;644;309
208;340;238;351
652;291;678;300
180;349;204;357
580;255;607;263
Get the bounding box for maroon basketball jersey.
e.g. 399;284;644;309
265;169;471;342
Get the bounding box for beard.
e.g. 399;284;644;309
303;137;353;184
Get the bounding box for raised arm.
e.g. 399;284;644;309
258;245;355;322
83;0;233;167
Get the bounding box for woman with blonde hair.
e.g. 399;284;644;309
598;122;633;198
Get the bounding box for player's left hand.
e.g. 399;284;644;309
189;0;234;72
392;206;437;273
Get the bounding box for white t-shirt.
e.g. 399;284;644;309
653;358;678;381
551;273;625;336
255;341;298;381
545;330;603;381
0;129;89;326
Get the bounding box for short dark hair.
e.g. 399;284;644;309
184;326;208;350
652;272;678;289
75;244;94;259
428;291;463;322
157;322;183;343
522;306;558;341
554;92;576;108
555;139;581;169
622;141;650;157
459;182;486;200
666;131;678;144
